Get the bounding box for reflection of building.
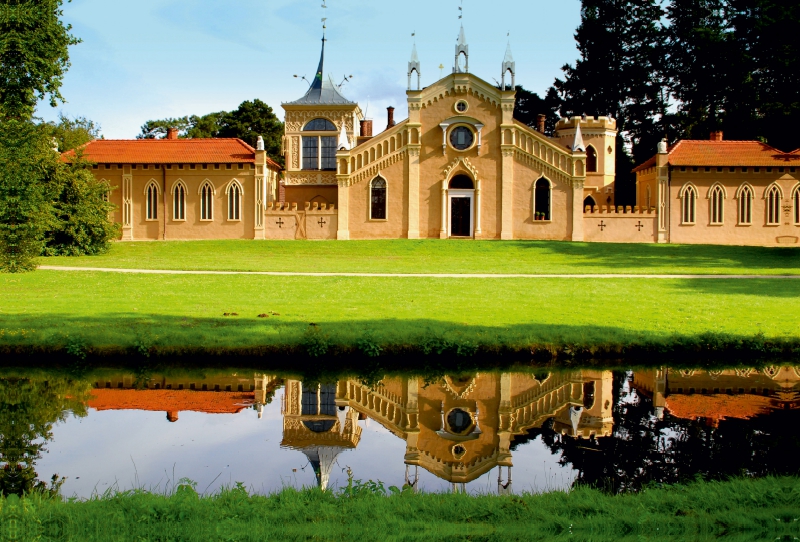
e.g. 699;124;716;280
88;374;280;422
281;381;361;490
634;367;800;426
277;371;613;492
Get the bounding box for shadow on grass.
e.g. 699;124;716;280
506;240;800;273
2;313;799;373
672;278;800;297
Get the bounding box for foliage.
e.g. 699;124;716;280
0;0;79;120
39;112;101;152
0;377;90;497
137;99;284;166
43;155;119;256
0;120;58;272
512;86;561;136
3;477;798;541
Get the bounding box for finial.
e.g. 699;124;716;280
501;38;515;90
408;36;421;90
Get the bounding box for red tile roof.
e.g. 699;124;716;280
63;138;282;170
633;140;800;173
88;388;255;415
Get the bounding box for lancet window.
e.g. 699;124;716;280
145;182;159;221
370;177;387;220
681;185;696;224
709;185;724;225
173;182;186;221
766;185;781;225
794;186;800;225
200;182;214;221
227;181;242;221
738;185;753;225
586;146;598;173
533;178;552;221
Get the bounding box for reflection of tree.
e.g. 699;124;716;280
522;372;800;493
0;378;91;496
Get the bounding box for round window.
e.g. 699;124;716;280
447;408;473;434
450;126;474;151
455;100;469;113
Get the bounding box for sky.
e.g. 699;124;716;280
37;0;582;139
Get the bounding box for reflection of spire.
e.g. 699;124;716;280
569;406;583;435
301;446;342;491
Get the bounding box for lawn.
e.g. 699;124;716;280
6;477;798;541
38;239;800;275
2;270;799;360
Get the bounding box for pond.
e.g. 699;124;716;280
2;365;799;497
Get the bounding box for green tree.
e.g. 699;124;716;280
45;155;119;256
40;113;101;152
0;0;80;272
512;86;561;136
137;116;193;139
217;99;283;163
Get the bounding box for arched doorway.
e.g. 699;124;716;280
449;175;474;237
583;195;597;212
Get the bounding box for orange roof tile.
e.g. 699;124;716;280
634;140;800;173
63;139;281;170
666;394;773;426
88;389;255;415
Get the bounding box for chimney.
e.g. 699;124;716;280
166;127;179;140
360;119;373;138
386;107;396;130
710;131;723;141
536;114;546;134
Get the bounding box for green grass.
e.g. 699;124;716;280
39;239;800;275
5;477;799;541
2;270;799;363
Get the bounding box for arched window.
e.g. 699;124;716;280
738;185;753;225
583;195;596;212
370;177;387;220
200;182;214;221
302;118;337;171
681;185;696;224
534;178;551;221
173;182;186;221
145;182;159;221
709;185;725;225
227;181;242;221
586;146;598;173
449;175;474;189
794;186;800;225
766;184;782;225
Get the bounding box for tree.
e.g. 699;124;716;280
512;86;561;136
40;113;101;152
664;0;732;140
44;155;119;256
554;0;668;204
0;0;80;272
137;99;284;166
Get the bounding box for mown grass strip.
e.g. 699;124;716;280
2;272;799;364
3;477;798;541
38;239;800;275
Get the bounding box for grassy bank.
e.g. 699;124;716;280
4;477;798;541
2;270;800;365
39;239;800;275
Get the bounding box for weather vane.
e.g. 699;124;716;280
458;0;463;20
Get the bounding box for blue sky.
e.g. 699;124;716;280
38;0;582;139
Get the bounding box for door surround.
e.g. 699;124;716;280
448;189;474;238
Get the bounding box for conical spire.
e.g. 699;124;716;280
501;41;515;90
286;34;355;105
408;43;421;90
572;123;586;152
454;25;469;73
338;122;350;150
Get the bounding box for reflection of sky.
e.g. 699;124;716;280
36;389;576;498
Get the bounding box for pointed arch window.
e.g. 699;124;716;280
766;185;782;225
200;182;214;221
681;185;696;224
709;185;725;225
586;146;598;173
794;186;800;225
173;182;186;221
370;177;387;220
583;195;596;212
533;178;552;221
738;185;753;225
145;182;159;221
227;181;242;221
